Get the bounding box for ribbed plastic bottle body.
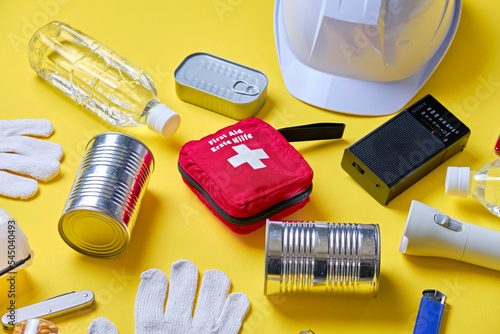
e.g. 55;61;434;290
470;159;500;217
28;21;158;127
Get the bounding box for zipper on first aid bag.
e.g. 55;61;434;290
178;164;312;226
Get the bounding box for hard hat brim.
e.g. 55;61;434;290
274;0;462;116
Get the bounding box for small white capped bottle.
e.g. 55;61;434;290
0;209;34;276
28;21;180;137
446;159;500;217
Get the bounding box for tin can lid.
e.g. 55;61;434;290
59;209;130;258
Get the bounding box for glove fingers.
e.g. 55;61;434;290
212;292;250;334
87;317;119;334
0;153;60;181
0;171;38;199
135;269;169;331
191;269;231;331
0;136;63;161
164;260;198;331
0;119;54;137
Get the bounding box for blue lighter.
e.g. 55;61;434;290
413;289;447;334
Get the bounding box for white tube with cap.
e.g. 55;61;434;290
0;209;34;276
400;200;500;271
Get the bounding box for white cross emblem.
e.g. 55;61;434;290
227;144;269;170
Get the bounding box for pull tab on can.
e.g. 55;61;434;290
264;220;380;297
231;80;260;96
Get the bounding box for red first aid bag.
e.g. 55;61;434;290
178;118;345;234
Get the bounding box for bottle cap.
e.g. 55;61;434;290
146;104;180;137
445;167;470;197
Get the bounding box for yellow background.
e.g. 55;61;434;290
1;0;500;333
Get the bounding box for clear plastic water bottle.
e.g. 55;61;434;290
446;159;500;217
28;21;180;137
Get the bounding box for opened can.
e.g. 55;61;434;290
265;220;380;297
58;133;154;257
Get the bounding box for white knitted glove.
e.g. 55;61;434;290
0;119;63;199
88;260;250;334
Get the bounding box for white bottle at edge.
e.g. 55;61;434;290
28;21;180;137
446;158;500;217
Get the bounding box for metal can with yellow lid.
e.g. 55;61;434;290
58;132;154;257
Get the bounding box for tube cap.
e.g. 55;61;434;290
445;167;470;197
0;209;34;276
146;103;181;137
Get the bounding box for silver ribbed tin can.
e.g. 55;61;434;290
58;132;154;257
265;220;380;297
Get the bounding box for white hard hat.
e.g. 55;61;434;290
274;0;462;115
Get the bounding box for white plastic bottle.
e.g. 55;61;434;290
446;159;500;217
28;21;180;137
0;209;34;276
